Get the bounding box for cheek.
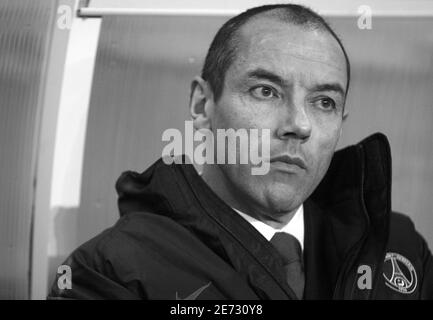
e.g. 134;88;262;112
212;98;245;129
314;113;342;145
214;96;274;130
310;122;341;172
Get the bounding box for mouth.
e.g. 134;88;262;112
270;155;307;171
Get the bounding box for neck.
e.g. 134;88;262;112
196;163;299;229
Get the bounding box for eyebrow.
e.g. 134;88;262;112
246;68;287;88
245;68;346;97
310;83;346;97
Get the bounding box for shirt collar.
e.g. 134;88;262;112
233;205;304;250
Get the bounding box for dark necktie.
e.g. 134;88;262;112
270;232;305;299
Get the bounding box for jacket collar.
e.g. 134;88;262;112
307;132;392;298
310;132;391;256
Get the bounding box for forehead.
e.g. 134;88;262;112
229;17;347;87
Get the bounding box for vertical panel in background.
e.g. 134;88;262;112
0;0;57;299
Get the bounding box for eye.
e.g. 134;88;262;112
313;97;336;110
250;85;279;100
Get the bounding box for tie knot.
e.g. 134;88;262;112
270;232;302;265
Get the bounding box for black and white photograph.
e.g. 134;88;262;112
1;0;433;306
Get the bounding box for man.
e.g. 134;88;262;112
49;4;433;299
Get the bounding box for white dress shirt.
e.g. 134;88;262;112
233;205;304;251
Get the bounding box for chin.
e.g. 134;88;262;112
264;185;303;213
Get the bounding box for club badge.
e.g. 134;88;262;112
383;252;417;294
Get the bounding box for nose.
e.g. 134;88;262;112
277;102;312;142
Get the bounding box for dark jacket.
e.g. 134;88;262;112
48;133;433;299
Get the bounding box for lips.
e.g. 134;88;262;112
270;155;307;170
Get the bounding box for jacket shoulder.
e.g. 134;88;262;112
388;211;424;253
48;212;193;299
48;212;227;299
384;212;433;299
389;211;415;228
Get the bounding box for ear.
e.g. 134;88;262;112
338;123;343;141
339;108;348;141
342;104;349;122
342;112;349;122
189;76;214;130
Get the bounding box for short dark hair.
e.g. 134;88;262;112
201;4;351;102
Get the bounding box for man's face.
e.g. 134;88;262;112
207;17;347;219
